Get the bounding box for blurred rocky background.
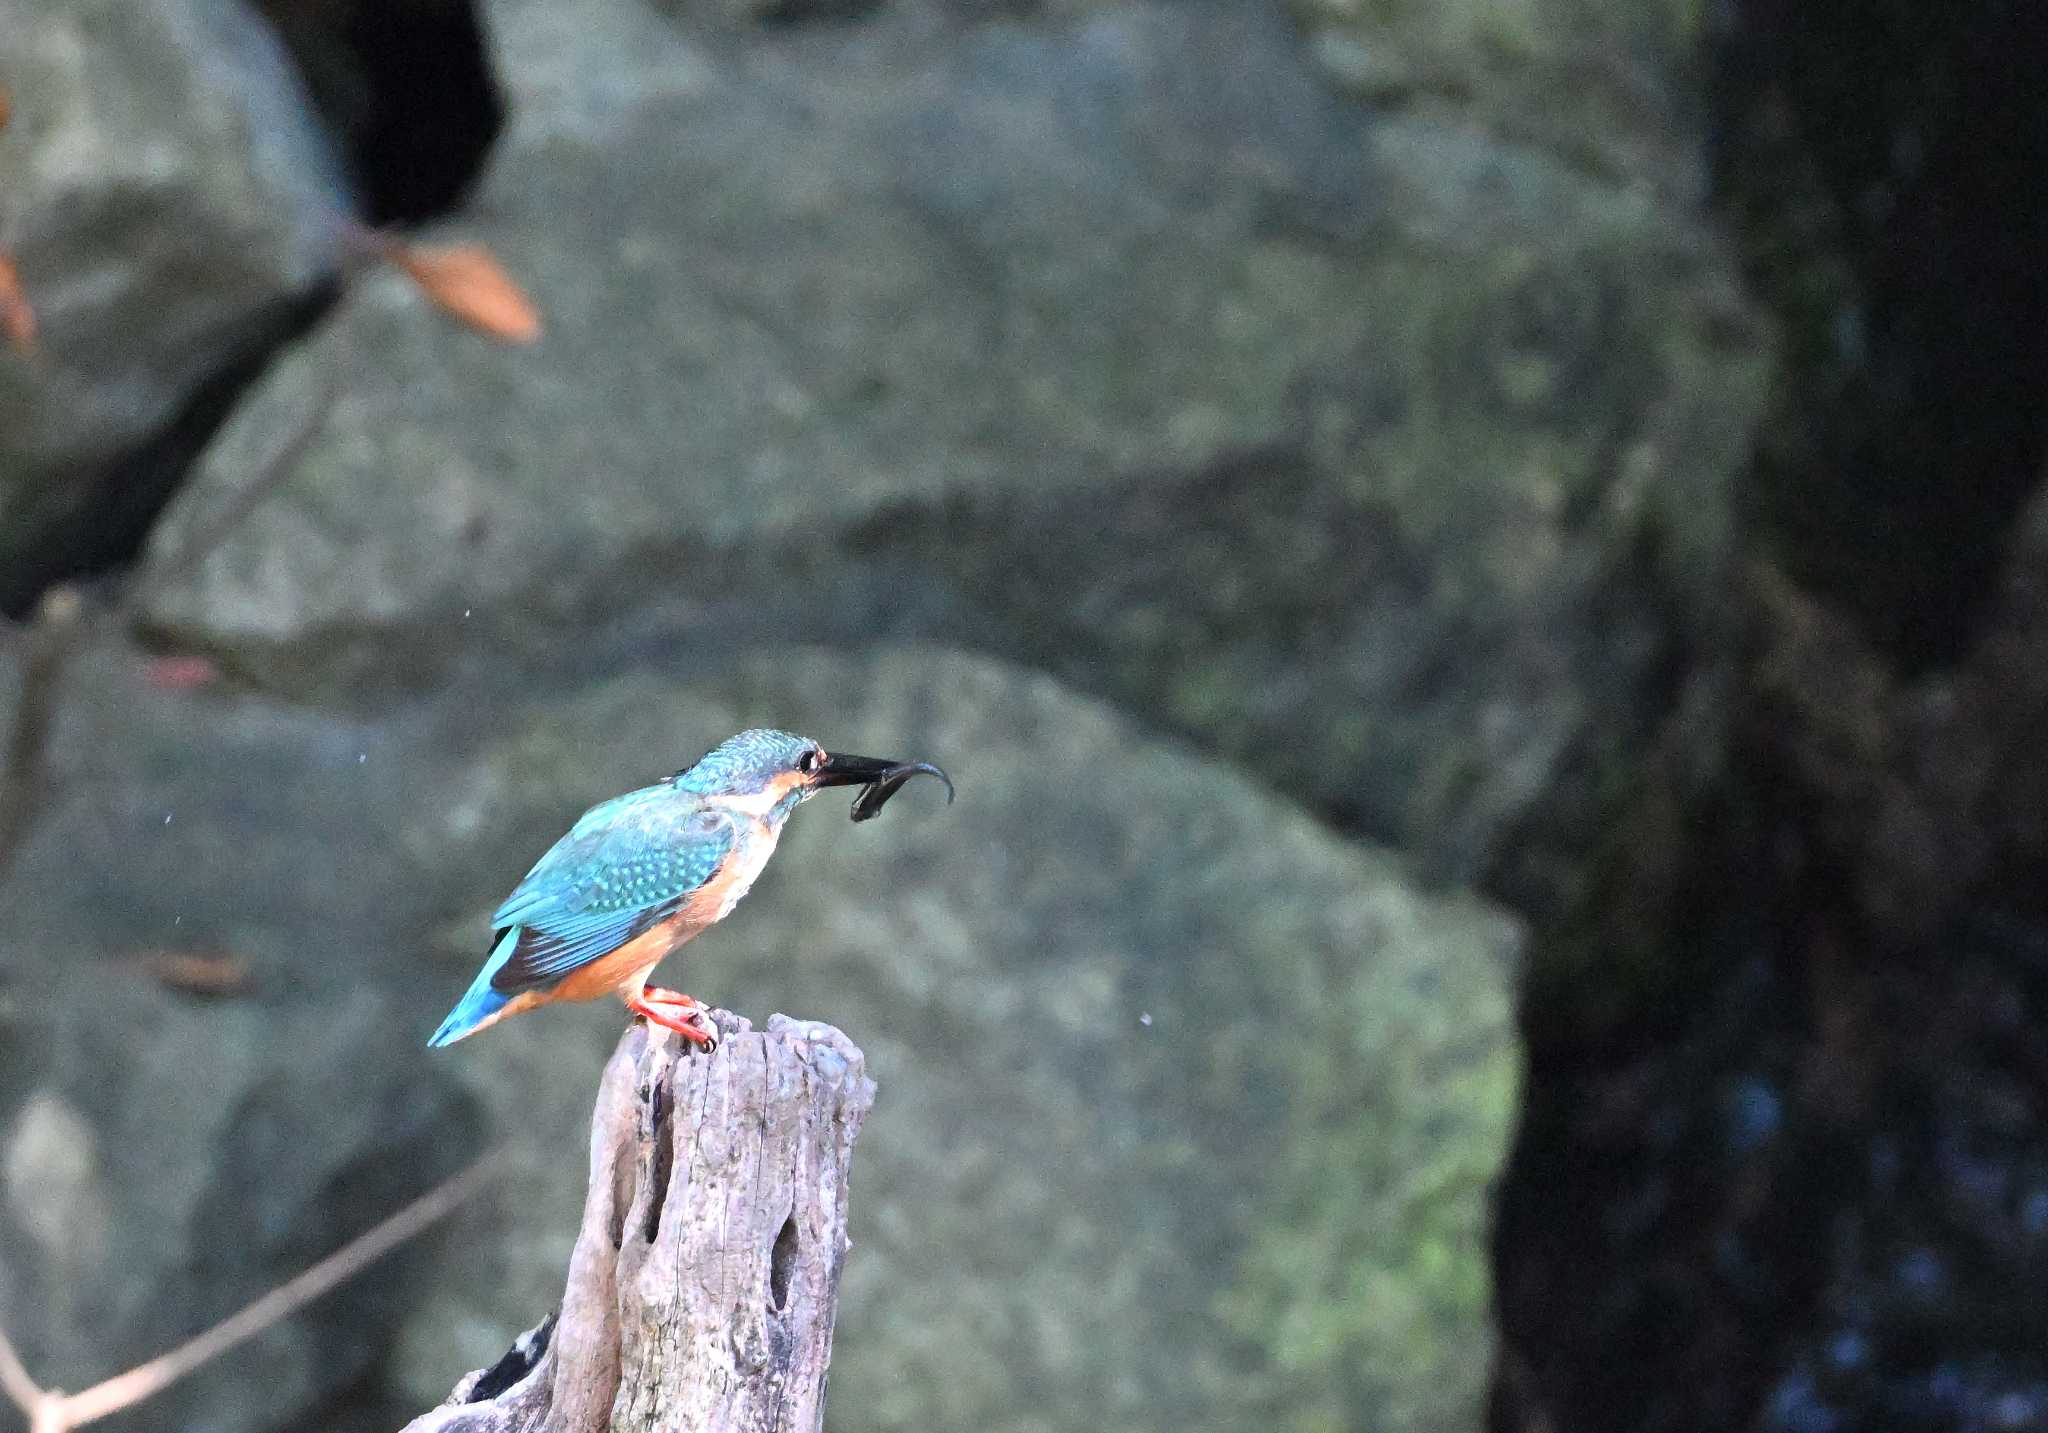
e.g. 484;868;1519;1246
0;0;2042;1430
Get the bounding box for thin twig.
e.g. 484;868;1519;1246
0;359;337;889
60;1150;502;1427
0;1149;502;1431
133;366;338;604
0;585;82;883
0;1317;43;1416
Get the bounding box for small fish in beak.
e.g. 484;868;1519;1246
810;752;956;823
849;762;954;823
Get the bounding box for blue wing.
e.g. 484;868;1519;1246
484;785;736;995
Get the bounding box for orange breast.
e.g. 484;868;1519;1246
537;818;780;1007
678;818;781;925
544;910;704;1004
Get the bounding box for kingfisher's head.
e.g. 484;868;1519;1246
672;728;953;823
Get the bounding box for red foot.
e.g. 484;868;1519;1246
627;988;716;1048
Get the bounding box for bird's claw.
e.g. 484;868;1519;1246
650;1010;719;1053
630;989;719;1051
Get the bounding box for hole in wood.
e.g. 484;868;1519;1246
644;1080;675;1244
770;1212;799;1312
607;1140;634;1250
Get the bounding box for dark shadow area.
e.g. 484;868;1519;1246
256;0;504;226
0;289;331;618
466;1313;557;1403
1713;0;2048;671
644;1082;675;1246
0;0;503;618
769;1213;798;1313
1493;762;1859;1433
1492;3;2048;1429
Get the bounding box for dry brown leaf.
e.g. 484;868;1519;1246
132;951;256;999
0;254;35;354
0;86;12;133
388;240;542;344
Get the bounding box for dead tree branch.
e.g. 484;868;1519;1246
0;1151;501;1432
404;1012;877;1433
129;366;339;606
0;586;82;882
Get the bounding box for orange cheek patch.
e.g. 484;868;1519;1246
708;770;807;818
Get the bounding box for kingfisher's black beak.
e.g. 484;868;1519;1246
812;752;955;823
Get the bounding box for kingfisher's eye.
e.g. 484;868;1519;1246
797;748;824;775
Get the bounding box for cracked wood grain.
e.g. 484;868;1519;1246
402;1012;876;1433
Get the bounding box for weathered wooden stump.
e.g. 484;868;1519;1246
402;1012;877;1433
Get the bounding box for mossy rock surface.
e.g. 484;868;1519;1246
389;645;1522;1433
0;630;1516;1431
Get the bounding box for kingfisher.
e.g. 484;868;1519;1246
429;728;952;1050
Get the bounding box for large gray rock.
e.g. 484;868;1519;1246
1286;0;1704;183
0;989;478;1433
389;646;1522;1433
0;637;482;1433
0;0;347;610
0;622;1514;1430
139;0;1766;903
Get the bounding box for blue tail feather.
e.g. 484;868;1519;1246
429;927;519;1047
